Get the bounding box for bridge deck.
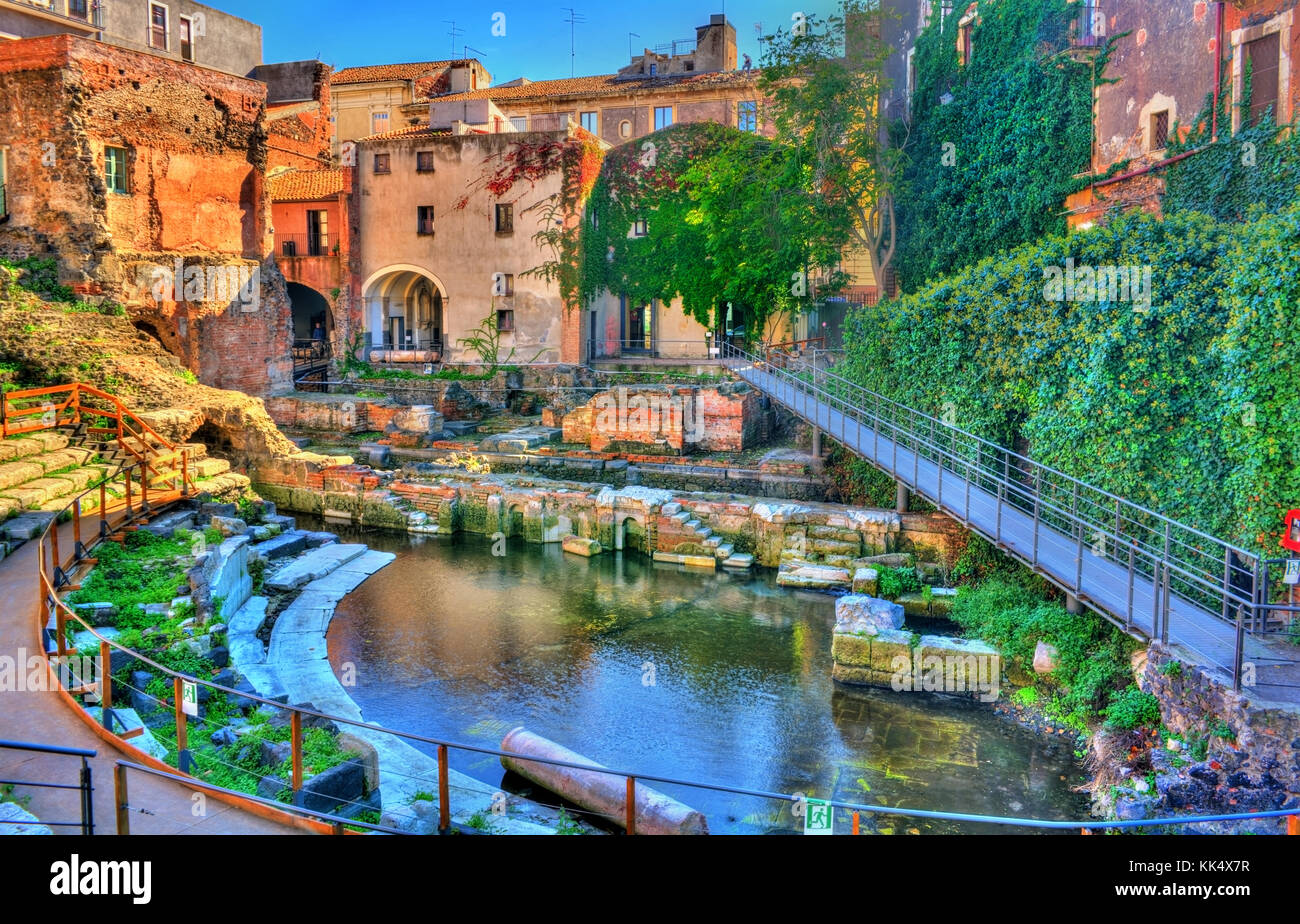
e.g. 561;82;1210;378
729;357;1299;703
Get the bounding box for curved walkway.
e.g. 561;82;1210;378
0;511;300;834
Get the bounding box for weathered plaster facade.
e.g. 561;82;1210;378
0;33;293;395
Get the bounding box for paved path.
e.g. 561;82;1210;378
728;357;1300;704
0;511;300;834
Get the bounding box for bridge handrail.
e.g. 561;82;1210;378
721;343;1266;648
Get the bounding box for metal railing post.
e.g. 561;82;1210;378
100;640;112;729
626;776;637;835
114;762;130;835
437;744;451;834
173;677;190;773
1233;605;1245;693
80;757;94;836
291;710;304;793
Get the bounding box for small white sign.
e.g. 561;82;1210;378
804;798;833;835
181;680;199;717
1285;560;1300;585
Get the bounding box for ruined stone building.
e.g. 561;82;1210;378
0;0;262;77
0;32;293;395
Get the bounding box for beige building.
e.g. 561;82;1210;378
329;59;491;160
355;118;606;366
0;0;263;77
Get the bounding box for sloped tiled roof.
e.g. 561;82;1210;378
331;60;470;85
269;169;346;202
434;69;761;105
356;125;453;143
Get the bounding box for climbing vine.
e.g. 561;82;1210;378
577;121;842;337
842;199;1300;555
1164;82;1300;221
895;0;1107;292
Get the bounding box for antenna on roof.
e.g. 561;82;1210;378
464;45;487;60
629;32;640;59
561;7;587;78
442;20;464;58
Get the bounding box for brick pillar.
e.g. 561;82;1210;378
560;302;583;365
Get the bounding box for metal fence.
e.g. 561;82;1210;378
275;233;334;258
0;739;96;835
587;338;724;361
718;343;1296;691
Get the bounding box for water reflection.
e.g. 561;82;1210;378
321;523;1089;833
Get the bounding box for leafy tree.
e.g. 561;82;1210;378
757;0;901;289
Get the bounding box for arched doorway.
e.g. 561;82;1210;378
287;283;332;344
361;266;448;354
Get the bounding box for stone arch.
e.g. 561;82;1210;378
287;282;333;343
361;265;448;352
503;502;525;539
615;511;647;553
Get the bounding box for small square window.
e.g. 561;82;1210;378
417;205;435;235
632;219;648;237
371;111;390;135
496;309;515;331
416;151;435;172
580;111;598;134
492;272;515;296
374;153;391;174
495;203;514;234
738;101;758;133
1150;110;1170;151
105;146;129;194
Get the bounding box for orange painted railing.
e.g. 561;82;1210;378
1;382;194;493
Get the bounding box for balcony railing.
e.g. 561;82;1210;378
10;0;103;28
275;233;334;258
1075;2;1105;47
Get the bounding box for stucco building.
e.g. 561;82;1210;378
0;0;262;77
353;118;606;367
328;59;492;160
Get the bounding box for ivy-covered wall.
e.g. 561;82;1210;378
894;0;1100;292
841;200;1300;554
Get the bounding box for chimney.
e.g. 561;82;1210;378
694;13;737;72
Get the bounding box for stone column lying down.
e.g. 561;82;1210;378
500;727;709;835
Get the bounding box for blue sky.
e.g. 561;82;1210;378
215;0;844;83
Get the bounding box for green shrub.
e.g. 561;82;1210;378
1102;686;1162;730
876;566;922;599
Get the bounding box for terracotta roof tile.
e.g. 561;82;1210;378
268;169;346;202
356;125;452;142
331;61;470;85
434;69;761;104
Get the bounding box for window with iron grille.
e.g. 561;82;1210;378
68;0;89;22
418;205;435;235
1150;110;1169;151
374;153;391;174
416;151;435;172
105;146;129;194
495;203;514;234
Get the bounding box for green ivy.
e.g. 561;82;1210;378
895;0;1104;292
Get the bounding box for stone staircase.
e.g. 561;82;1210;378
0;427;250;551
660;502;753;570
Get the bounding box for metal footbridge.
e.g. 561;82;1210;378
720;344;1299;700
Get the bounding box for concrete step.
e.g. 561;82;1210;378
722;553;755;570
684;519;701;531
671;511;690;524
714;543;735;559
197;472;250;499
704;535;723;548
266;543;368;593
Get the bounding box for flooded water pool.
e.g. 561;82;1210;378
319;522;1091;833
